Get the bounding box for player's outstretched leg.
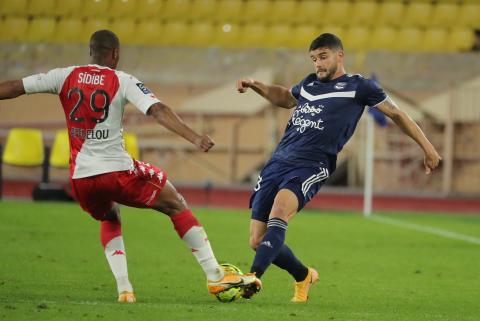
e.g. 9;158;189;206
152;180;260;295
249;230;313;300
244;189;297;298
100;205;135;303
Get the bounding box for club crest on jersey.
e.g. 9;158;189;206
334;82;347;90
136;83;152;94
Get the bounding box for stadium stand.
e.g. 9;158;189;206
54;0;83;16
124;132;140;160
323;0;351;26
0;0;28;15
82;0;110;17
27;0;56;16
0;0;477;51
54;18;84;43
214;0;244;23
3;128;44;167
0;128;45;198
349;1;378;27
430;2;459;28
25;17;56;43
110;0;138;18
0;17;29;42
187;21;215;47
189;0;217;21
403;2;432;28
134;0;163;18
376;1;405;27
49;130;69;168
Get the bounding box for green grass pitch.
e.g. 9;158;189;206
1;201;479;321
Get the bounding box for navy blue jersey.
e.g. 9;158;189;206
271;73;387;166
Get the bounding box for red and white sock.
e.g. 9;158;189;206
171;209;224;282
100;220;133;294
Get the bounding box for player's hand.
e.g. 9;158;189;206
236;78;255;93
194;134;214;152
424;150;442;174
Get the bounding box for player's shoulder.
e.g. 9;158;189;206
113;69;141;84
303;73;318;84
346;73;369;82
293;73;317;88
347;73;380;88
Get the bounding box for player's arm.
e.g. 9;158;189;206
376;98;442;174
236;78;297;109
147;102;214;152
0;80;26;100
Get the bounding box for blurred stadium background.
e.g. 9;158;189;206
0;0;479;212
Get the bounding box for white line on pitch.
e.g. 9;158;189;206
369;215;480;245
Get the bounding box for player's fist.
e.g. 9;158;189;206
424;150;442;174
195;134;214;152
236;78;255;93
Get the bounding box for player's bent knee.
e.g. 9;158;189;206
152;192;187;216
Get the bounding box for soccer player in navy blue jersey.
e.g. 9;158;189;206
236;33;441;302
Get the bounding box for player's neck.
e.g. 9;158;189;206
90;58;114;69
330;66;346;81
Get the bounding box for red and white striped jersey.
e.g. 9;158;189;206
22;64;160;179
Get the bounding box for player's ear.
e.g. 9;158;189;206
337;49;344;62
113;48;119;60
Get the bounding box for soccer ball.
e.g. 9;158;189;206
215;263;243;303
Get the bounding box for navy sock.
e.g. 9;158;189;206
273;244;309;282
250;218;288;278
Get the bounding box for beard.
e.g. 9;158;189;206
317;64;338;82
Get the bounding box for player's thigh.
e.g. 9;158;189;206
114;162;168;211
249;161;282;223
277;165;329;216
71;176;115;221
269;188;299;222
249;219;267;250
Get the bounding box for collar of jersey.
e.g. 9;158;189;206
315;73;349;84
88;64;113;70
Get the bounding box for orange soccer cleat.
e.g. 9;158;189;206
291;267;319;302
118;291;136;303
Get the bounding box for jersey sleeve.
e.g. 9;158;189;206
290;73;316;100
356;78;388;107
22;67;72;95
290;81;302;100
123;75;161;115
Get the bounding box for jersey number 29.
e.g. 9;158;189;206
68;87;110;124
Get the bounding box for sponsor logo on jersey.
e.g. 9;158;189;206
289;103;325;133
136;83;152;94
334;82;347;90
71;128;109;140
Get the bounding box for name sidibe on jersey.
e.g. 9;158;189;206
71;127;109;140
78;73;105;85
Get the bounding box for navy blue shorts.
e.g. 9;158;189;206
249;158;330;222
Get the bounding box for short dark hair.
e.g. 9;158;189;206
309;33;343;52
90;30;120;56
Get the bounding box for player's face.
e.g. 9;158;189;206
310;47;343;82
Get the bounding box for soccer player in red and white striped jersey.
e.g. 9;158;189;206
0;30;260;302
